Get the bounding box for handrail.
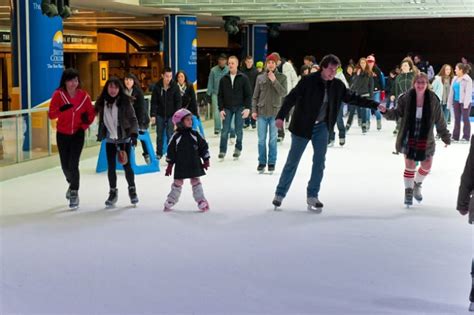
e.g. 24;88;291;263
0;107;49;117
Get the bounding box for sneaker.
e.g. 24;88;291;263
233;149;241;159
268;164;275;173
413;182;423;202
339;138;346;146
105;188;118;207
128;186;139;205
328;140;335;147
69;190;79;210
257;164;265;173
218;152;225;159
143;154;151;165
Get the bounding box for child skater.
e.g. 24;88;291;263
164;109;210;212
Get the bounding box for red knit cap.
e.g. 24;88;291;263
266;53;280;63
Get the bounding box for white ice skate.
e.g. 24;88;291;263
307;197;323;213
198;200;210;212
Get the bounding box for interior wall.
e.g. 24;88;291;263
268;18;474;73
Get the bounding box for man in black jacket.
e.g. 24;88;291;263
150;67;182;159
241;55;259;129
272;54;382;211
218;56;252;159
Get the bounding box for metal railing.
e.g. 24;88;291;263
0;90;210;167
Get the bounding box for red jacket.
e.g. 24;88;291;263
49;88;95;135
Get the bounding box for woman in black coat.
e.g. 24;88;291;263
175;70;198;118
96;77;139;207
124;73;151;164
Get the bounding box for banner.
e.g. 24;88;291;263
253;25;268;64
22;0;63;108
176;16;197;89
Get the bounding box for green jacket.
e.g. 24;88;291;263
252;71;287;117
207;65;229;96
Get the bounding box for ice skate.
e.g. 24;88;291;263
257;164;265;174
233;149;241;160
143;154;151;165
413;182;423;203
339;138;345;146
128;186;139;206
345;124;351;131
218;152;225;160
267;164;275;175
163;200;174;212
470;302;474;312
198;200;210;212
65;187;71;200
377;120;382;130
69;190;79;210
272;195;284;210
404;188;414;208
105;188;118;208
307;197;323;213
327;140;334;147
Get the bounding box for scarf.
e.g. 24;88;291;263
104;101;119;140
105;94;118;107
178;83;187;96
403;89;432;161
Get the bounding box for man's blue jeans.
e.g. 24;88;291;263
219;108;244;154
257;116;277;165
276;123;329;199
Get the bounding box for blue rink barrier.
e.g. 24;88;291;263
96;131;160;174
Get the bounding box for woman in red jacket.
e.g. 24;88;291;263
48;69;95;210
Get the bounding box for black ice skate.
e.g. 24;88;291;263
66;187;71;200
105;188;118;208
128;186;138;206
413;182;423;202
404;188;414;208
69;190;79;210
267;164;275;174
339;138;346;146
307;197;323;213
257;164;265;174
272;195;284;210
233;149;241;160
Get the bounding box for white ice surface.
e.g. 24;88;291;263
1;119;472;314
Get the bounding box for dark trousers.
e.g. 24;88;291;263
452;101;472;141
156;116;174;156
140;140;149;156
106;142;135;189
329;105;346;141
57;129;85;191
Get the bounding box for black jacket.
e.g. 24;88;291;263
372;65;384;91
129;86;149;130
218;71;252;111
457;135;474;223
350;72;374;98
179;83;198;117
96;96;139;142
150;80;182;119
241;66;259;93
277;72;379;139
166;128;210;179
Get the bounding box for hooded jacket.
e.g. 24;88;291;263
206;65;229;96
150;79;182;119
447;74;473;109
96;96;139;142
392;72;415;99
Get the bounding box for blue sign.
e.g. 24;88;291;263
253;25;268;64
176;16;197;89
19;0;63;109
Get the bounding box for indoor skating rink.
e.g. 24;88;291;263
1;119;472;314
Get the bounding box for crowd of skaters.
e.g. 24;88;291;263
47;50;474;309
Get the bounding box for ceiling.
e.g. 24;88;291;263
139;0;474;23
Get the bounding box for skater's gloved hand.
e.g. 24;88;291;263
458;208;469;216
81;112;90;124
165;163;174;176
251;112;258;120
139;130;145;135
275;118;284;129
202;159;210;170
131;135;138;147
60;104;73;112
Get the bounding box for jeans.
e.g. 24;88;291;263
441;104;450;123
347;106;368;127
57;129;85;191
219;108;244;154
257;116;277;165
373;91;382;121
452;101;472;141
106;142;135;188
156;116;174;156
276;122;328;198
330;104;346;141
211;94;222;133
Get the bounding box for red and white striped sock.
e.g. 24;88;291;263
404;168;416;188
415;167;430;184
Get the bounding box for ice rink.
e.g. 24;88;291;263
1;119;472;314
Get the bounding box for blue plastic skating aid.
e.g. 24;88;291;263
192;115;206;138
96;130;160;174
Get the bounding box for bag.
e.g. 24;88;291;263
117;149;128;165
